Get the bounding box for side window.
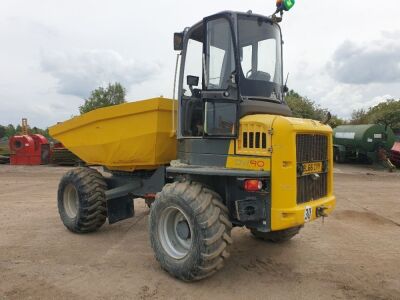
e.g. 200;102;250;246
258;39;277;82
208;46;225;87
240;45;252;77
206;18;235;90
183;38;203;96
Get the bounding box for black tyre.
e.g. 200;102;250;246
58;167;107;233
251;226;301;243
145;198;154;209
149;181;232;281
334;148;341;163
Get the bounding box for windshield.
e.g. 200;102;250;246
238;16;283;101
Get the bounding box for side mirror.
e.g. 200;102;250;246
321;111;332;125
187;75;199;87
174;32;184;51
283;85;289;93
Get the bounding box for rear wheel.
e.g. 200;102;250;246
250;227;301;243
58;167;107;233
334;148;341;163
149;181;232;281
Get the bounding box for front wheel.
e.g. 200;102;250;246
149;181;232;281
250;227;301;243
58;167;107;233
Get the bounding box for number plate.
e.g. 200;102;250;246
302;162;323;175
304;206;312;222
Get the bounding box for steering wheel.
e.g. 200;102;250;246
246;70;271;82
246;69;253;79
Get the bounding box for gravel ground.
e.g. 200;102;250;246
0;164;399;300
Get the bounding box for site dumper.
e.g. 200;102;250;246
50;6;336;281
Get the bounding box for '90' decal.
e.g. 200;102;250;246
226;156;270;171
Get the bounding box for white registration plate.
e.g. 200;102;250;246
304;206;312;222
302;162;323;175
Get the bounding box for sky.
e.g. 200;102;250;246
0;0;399;128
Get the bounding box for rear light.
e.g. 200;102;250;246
243;179;263;192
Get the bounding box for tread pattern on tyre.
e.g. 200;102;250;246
58;167;107;233
251;226;301;243
150;181;232;281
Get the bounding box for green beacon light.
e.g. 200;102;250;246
282;0;295;11
273;0;295;22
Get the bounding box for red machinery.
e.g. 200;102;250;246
391;142;400;167
9;134;50;165
51;142;82;166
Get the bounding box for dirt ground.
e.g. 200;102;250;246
0;164;399;300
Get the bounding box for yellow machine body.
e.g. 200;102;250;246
49;98;177;171
226;114;336;231
50;99;335;231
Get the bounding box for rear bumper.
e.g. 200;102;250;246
271;195;336;231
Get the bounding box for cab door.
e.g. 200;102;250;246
202;16;239;138
178;22;205;138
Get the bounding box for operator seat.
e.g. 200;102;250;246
248;71;271;82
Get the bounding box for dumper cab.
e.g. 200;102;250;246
175;11;292;141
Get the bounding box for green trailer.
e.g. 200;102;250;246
333;124;396;163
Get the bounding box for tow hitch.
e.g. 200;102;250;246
316;206;329;218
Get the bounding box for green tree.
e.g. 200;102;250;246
15;125;22;135
5;124;16;137
329;115;346;128
350;109;369;125
0;125;5;139
366;99;400;128
79;82;126;114
285;90;344;128
285;90;322;119
350;99;400;128
30;126;50;138
0;123;51;139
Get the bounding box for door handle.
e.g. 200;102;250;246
201;90;233;100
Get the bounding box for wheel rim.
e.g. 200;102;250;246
63;184;79;218
158;206;193;259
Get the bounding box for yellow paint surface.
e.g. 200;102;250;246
226;156;271;171
231;114;336;230
51;100;336;230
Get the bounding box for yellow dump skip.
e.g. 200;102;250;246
49;98;177;171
